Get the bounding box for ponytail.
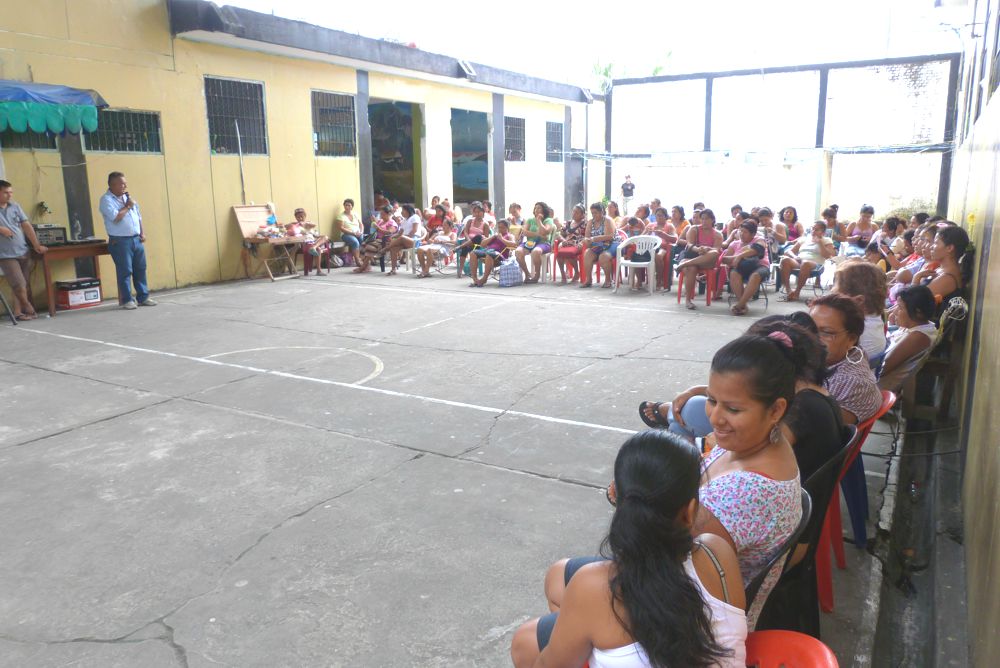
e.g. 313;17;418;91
600;431;730;668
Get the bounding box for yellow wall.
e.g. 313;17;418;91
951;86;1000;667
0;0;585;302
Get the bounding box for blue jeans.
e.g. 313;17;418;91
107;235;149;304
667;395;712;441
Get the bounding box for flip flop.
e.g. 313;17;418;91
638;401;670;428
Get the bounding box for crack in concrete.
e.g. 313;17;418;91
0;397;175;451
0;620;188;668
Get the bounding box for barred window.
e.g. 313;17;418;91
545;121;563;162
312;91;356;157
204;77;268;155
84;109;161;153
504;116;525;161
0;129;57;150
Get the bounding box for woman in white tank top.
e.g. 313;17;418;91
510;431;747;668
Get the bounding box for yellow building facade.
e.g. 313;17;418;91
0;0;596;302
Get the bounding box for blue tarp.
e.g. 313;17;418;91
0;80;108;107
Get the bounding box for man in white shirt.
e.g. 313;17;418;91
99;171;156;309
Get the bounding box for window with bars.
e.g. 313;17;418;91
0;129;57;150
311;91;357;157
204;77;268;155
504;116;525;161
83;109;161;153
545;121;563;162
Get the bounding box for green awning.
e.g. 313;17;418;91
0;80;108;135
0;101;99;134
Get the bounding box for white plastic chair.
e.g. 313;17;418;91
615;235;661;295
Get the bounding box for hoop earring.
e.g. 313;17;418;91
846;345;865;365
769;424;782;444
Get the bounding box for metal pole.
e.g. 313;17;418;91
235;119;246;205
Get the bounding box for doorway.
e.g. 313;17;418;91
450;109;488;206
368;100;422;205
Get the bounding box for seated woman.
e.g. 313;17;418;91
284;207;330;258
606;200;621;226
723;204;743;238
809;293;883;424
613;335;803;630
514;201;556;284
831;260;888;364
645;206;679;290
720;220;770;316
414;219;456;278
777;206;804;253
468;219;516;287
889;223;936;296
579;202;619;288
556;204;588;283
353;205;397;273
453;201;491;270
676;208;724;309
510;431;747;668
844;204;878;258
334;199;362;266
640;312;842;483
777;221;834;301
879;285;938;392
823;204;846;250
874;217;907;265
505;202;524;228
424;204;447;237
911;224;971;309
386;204;425;275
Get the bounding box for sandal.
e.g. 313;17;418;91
579;282;592;289
638;401;671;428
685;300;697;310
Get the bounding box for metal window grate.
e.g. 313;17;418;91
546;121;563;162
205;77;268;155
311;91;357;157
83;109;161;153
504;116;525;161
0;129;57;150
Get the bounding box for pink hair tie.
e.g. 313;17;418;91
767;331;793;349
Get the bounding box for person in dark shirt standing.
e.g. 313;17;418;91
620;175;635;214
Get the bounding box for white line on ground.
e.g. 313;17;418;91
398;302;505;334
17;328;636;435
203;346;385;385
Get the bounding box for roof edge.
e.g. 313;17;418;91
167;0;592;104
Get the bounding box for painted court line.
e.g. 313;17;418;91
18;328;636;435
204;345;385;385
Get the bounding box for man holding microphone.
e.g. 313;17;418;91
99;171;155;309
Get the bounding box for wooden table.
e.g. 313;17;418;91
34;241;110;317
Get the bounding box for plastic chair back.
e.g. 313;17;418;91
615;235;660;295
745;630;839;667
745;489;812;612
755;426;858;635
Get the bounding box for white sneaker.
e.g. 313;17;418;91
122;301;137;310
138;298;158;306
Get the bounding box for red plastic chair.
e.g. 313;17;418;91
745;630;839;667
676;267;717;306
816;390;896;612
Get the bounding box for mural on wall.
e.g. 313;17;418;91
369;101;415;203
451;109;488;204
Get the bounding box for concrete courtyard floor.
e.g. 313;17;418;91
0;269;887;667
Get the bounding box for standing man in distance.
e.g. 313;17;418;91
99;171;156;309
620;175;635;214
0;180;47;320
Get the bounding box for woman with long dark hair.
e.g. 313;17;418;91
911;224;972;305
511;430;746;668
